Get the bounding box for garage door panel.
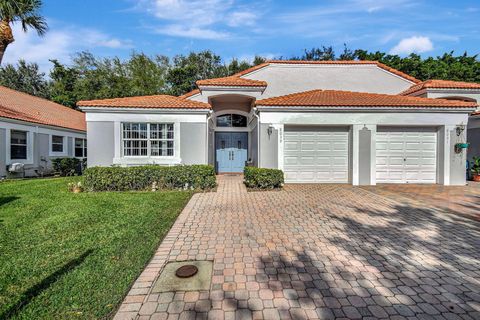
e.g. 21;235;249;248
284;127;349;183
376;128;437;184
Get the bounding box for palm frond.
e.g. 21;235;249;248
0;0;47;35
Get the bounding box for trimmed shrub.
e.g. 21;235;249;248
244;167;284;189
51;158;81;176
83;165;216;192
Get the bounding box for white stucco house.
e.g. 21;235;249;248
0;86;86;178
78;60;479;186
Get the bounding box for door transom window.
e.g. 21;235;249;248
216;114;247;127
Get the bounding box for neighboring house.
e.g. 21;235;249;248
398;79;480;164
78;60;478;185
0;86;86;178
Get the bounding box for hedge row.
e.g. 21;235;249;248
83;165;216;191
244;167;284;189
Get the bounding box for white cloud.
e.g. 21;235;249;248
156;25;229;40
390;36;434;54
227;11;258;27
2;24;132;73
137;0;259;39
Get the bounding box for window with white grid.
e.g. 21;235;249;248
122;123;174;157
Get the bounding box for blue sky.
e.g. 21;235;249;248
4;0;480;72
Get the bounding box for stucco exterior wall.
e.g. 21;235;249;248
245;64;414;98
467;127;480;162
259;123;278;168
450;128;468;185
180;122;207;165
87;121;115;167
0;128;6;177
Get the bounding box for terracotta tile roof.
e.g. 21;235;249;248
256;89;477;108
77;94;211;109
0;86;86;131
233;60;421;84
400;79;480;96
179;89;200;99
196;76;267;87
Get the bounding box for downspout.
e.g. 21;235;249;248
252;107;260;167
206;110;213;164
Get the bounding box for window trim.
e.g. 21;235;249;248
10;130;29;160
49;134;67;156
6;129;33;165
114;122;181;165
74;138;87;158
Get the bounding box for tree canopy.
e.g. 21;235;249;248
0;47;478;109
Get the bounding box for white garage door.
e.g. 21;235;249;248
376;128;437;184
283;127;349;183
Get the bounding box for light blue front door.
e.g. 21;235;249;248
216;132;248;173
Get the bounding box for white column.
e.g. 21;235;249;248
369;125;377;186
352;124;376;186
351;125;361;185
442;125;454;185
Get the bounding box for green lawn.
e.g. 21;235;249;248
0;177;192;319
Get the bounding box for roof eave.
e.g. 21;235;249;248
255;105;477;113
0;115;86;133
79;106;212;113
197;85;266;92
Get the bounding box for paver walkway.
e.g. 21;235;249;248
115;176;480;320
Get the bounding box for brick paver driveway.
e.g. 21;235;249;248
115;176;480;320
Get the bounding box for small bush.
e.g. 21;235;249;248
51;158;81;176
83;165;216;192
244;167;284;189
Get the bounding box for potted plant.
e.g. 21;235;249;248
471;156;480;182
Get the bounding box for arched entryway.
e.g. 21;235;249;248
207;94;258;173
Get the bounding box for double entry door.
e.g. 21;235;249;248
215;132;248;173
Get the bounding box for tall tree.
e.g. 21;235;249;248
0;0;48;64
165;51;227;96
49;59;79;108
0;59;49;97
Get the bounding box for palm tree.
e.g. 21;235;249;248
0;0;47;64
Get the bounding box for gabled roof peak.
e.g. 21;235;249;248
400;79;480;96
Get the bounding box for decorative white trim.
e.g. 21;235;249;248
80;107;211;114
49;134;68;157
113;121;182;166
85;112;207;123
256;106;476;113
198;85;265;92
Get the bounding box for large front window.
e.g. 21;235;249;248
122;123;174;157
10;130;27;160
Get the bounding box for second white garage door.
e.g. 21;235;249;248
284;127;350;183
376;128;437;184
